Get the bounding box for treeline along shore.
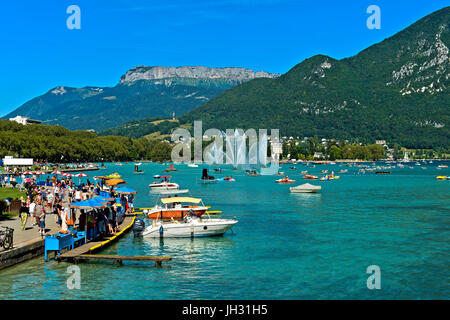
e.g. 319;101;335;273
0;120;173;162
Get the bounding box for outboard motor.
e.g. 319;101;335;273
132;218;146;237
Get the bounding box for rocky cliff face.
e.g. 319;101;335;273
4;65;279;131
119;66;280;84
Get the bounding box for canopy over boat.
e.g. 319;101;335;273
106;178;126;186
291;183;321;190
161;197;202;204
92;196;115;203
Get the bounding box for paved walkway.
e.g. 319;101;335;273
0;188;71;248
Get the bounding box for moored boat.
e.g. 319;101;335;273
134;163;144;174
375;171;392;174
164;164;177;172
276;176;296;183
149;175;179;190
142;211;238;238
290;183;321;193
303;174;318;180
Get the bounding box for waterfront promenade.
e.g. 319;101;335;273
0;189;70;270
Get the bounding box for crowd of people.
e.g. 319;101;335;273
11;174;134;239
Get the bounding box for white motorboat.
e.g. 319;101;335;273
187;163;199;168
149;175;179;190
142;212;238;238
290;183;321;193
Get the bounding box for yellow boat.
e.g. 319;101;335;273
436;176;447;180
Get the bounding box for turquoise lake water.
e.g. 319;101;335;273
0;161;449;299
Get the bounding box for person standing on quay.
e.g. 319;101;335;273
29;199;37;227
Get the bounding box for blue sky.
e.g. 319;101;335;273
0;0;447;116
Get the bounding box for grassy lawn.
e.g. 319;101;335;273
0;187;26;200
0;187;26;219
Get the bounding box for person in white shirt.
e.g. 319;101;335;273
29;200;37;227
60;207;69;231
75;189;81;201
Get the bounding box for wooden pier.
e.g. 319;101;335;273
55;215;172;267
72;254;171;267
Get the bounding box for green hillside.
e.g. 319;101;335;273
0;120;172;162
181;7;450;148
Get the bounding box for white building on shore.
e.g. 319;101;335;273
9;115;41;125
1;156;34;166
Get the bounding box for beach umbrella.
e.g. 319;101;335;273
75;173;89;177
114;187;137;194
74;172;88;185
69;199;105;209
106;178;126;186
92;196;115;205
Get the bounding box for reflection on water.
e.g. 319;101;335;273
0;161;449;299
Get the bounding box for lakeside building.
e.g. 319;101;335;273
1;156;34;167
9;116;41;125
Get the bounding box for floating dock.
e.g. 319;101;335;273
55;215;171;267
71;254;171;267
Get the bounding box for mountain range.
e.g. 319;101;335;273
3;66;279;131
3;7;450;148
181;6;449;148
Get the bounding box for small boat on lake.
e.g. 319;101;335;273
200;169;218;184
276;176;296;183
164;164;177;172
187;163;199;168
290;183;321;193
149;175;179;190
142;210;238;238
134;163;144;174
245;169;259;176
303;174;318;180
217;176;235;182
375;171;392;175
